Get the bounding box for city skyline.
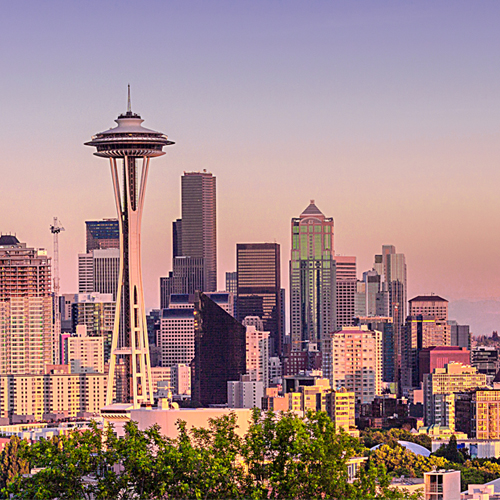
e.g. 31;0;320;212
1;1;500;335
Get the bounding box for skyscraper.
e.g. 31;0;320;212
85;219;119;252
402;295;451;391
335;255;357;328
374;245;407;384
160;171;217;304
192;292;246;406
237;243;282;355
290;201;336;352
0;235;52;373
85;91;174;407
176;171;217;293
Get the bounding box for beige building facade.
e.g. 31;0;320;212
324;326;382;405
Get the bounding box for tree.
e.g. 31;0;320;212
432;435;465;464
0;436;29;496
6;412;421;499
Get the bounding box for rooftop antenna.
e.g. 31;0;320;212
127;84;131;113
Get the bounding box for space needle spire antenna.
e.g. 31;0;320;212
85;90;175;408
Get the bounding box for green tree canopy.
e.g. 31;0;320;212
4;412;422;499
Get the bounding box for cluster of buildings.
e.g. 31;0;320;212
1;175;498;435
3;100;500;479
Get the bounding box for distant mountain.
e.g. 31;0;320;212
449;299;500;337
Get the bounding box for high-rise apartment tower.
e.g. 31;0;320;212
0;235;52;374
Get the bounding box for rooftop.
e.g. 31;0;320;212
409;295;448;303
0;235;20;246
300;200;324;217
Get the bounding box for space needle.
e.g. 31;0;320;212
85;87;174;408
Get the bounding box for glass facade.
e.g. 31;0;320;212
85;220;119;253
290;202;336;352
236;243;282;355
192;292;246;406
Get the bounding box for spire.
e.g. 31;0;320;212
127;84;131;113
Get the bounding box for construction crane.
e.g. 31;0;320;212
50;217;65;364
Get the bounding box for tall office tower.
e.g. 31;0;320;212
85;91;174;407
402;295;451;391
323;326;383;405
290;201;336;352
335;255;356;328
192;292;246;406
160;171;217;302
160;274;174;309
0;235;52;374
226;271;238;318
449;321;471;350
355;269;389;318
78;249;120;300
355;316;395;383
374;245;407;384
237;243;282;355
85;219;119;252
177;171;217;292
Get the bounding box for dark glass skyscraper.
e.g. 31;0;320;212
178;171;217;292
85;219;119;252
160;171;217;305
192;292;246;406
236;243;282;355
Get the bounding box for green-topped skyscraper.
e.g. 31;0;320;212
290;201;336;352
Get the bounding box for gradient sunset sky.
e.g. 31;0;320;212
1;1;500;334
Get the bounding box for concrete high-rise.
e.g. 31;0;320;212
237;243;282;355
0;235;53;374
402;295;451;391
85;90;174;407
335;255;357;328
323;326;383;405
290;201;336;352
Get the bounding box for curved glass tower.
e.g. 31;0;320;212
85;90;174;407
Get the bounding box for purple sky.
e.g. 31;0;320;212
1;1;500;334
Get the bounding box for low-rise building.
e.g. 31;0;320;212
0;372;107;421
424;363;487;431
424;470;460;500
